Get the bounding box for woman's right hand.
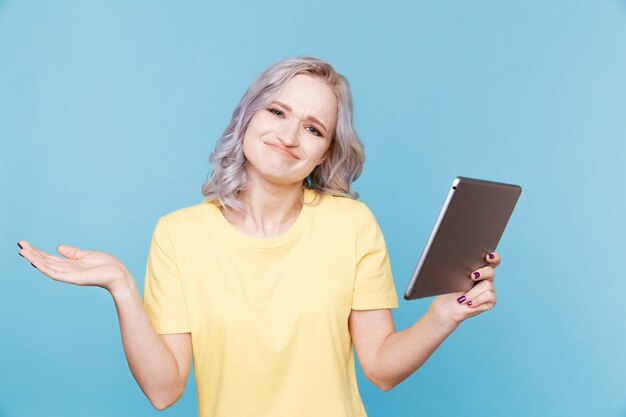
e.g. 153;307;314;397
17;240;132;293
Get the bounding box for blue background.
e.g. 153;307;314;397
1;1;625;416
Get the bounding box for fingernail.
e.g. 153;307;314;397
17;242;23;249
31;263;37;269
473;271;480;279
467;300;473;306
19;253;24;258
457;296;466;303
488;253;495;260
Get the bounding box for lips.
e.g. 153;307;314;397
265;142;298;159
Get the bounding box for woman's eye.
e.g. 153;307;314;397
306;126;322;137
268;108;284;118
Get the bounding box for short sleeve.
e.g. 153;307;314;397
352;203;399;310
143;217;191;334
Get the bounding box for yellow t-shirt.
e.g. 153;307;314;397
143;189;398;417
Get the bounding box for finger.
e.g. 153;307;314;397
466;289;496;311
18;241;62;263
18;244;84;284
19;248;75;277
29;258;72;283
486;251;501;267
57;244;84;260
19;248;60;266
18;248;44;264
18;240;46;255
469;265;495;282
29;252;84;282
460;280;494;305
17;242;26;258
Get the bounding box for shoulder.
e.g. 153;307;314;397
156;200;216;227
316;194;388;250
315;192;368;214
314;192;378;227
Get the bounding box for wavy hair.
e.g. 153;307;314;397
201;56;365;211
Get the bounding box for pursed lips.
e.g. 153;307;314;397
265;142;298;159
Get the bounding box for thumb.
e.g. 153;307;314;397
57;244;84;259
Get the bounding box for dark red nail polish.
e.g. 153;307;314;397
473;271;480;279
19;253;24;258
31;263;37;269
18;242;23;249
457;296;466;303
488;253;495;260
467;300;473;306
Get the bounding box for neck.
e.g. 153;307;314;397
223;179;306;238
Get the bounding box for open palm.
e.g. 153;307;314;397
17;240;129;291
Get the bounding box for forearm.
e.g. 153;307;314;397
109;276;184;409
371;308;458;391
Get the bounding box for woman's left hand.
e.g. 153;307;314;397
428;251;501;331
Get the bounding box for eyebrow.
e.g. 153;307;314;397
271;100;329;135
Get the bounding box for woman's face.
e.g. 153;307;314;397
242;74;338;187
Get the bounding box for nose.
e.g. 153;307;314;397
277;119;300;147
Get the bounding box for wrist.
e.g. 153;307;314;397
108;270;137;300
425;299;461;334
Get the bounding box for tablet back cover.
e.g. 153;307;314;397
404;177;522;300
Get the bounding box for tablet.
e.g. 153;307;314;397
404;177;522;300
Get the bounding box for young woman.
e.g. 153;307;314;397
17;56;499;417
